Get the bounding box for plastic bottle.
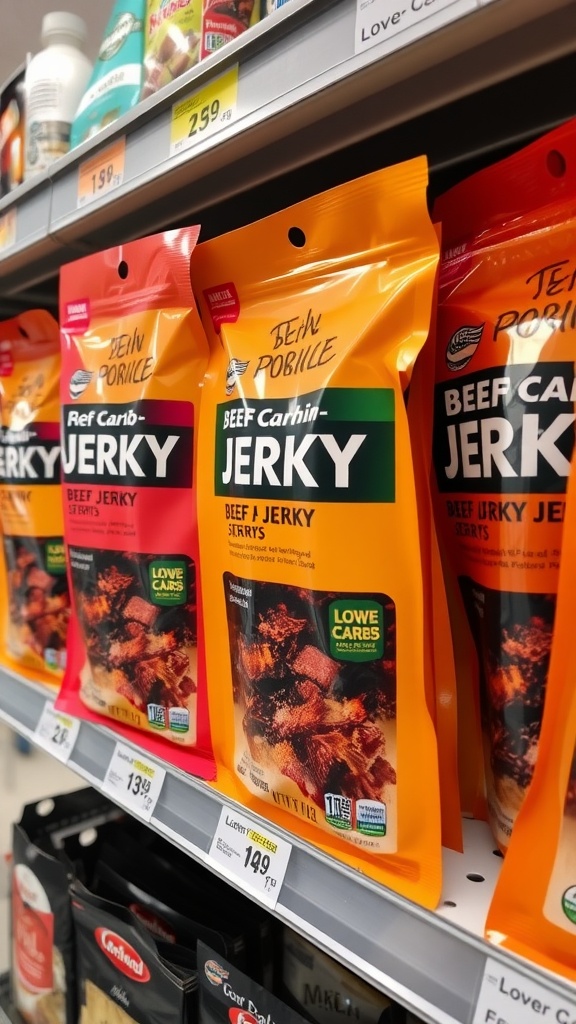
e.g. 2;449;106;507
24;11;92;179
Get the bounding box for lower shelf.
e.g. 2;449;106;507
0;667;574;1024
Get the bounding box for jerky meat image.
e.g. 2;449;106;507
460;578;555;808
4;536;69;664
71;548;197;722
225;576;396;812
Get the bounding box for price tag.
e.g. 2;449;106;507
354;0;476;56
473;956;576;1024
0;208;17;252
208;805;291;908
170;66;239;158
35;700;80;763
102;742;166;822
77;137;126;208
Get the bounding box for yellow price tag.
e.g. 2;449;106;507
77;137;126;209
170;66;239;157
0;208;17;252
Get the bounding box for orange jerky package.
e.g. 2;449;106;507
0;310;70;684
56;230;215;778
432;118;576;850
485;457;576;981
192;159;442;906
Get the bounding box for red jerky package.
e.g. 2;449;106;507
56;230;215;779
200;0;259;59
432;118;576;849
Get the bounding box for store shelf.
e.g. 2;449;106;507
1;668;575;1024
0;0;575;297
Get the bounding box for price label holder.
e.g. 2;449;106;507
0;208;17;252
103;742;166;822
170;65;239;158
208;805;291;909
77;137;126;208
354;0;475;56
473;955;576;1024
35;700;80;763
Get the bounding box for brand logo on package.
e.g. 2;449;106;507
64;299;91;333
229;1011;258;1024
225;358;249;395
446;324;484;372
203;282;240;331
205;959;230;986
69;369;94;400
95;928;151;982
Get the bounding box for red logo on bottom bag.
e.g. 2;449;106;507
95;928;151;982
12;867;54;992
229;1010;259;1024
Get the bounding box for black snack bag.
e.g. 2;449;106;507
281;929;404;1024
198;941;309;1024
11;787;118;1024
71;880;197;1024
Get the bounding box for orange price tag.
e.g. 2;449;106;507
0;208;17;252
77;137;126;208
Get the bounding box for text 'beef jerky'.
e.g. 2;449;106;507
192;159;442;907
0;310;69;684
432;117;576;850
56;229;215;779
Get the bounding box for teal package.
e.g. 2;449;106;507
71;0;145;149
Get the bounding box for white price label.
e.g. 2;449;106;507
354;0;476;56
473;956;576;1024
208;806;291;908
35;701;80;762
103;742;166;822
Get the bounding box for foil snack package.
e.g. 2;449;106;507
192;159;442;907
432;117;576;850
142;0;201;99
0;310;69;684
56;229;215;779
201;0;260;60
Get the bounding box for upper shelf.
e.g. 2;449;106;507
2;667;576;1024
1;0;575;298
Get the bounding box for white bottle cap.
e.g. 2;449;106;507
41;11;87;48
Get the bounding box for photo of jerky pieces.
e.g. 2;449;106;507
459;577;555;829
224;575;396;830
3;535;69;669
69;547;198;741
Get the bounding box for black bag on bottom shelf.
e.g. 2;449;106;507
198;941;309;1024
281;929;404;1024
70;880;197;1024
11;787;119;1024
145;831;276;987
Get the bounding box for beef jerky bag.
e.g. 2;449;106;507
191;159;442;906
485;455;576;981
431;118;576;851
200;0;260;61
71;881;197;1024
142;0;201;99
11;787;117;1024
56;229;215;779
0;310;69;684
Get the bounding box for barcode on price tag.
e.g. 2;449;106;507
35;700;80;763
473;956;576;1024
208;805;291;908
77;137;126;208
170;65;238;158
102;742;166;822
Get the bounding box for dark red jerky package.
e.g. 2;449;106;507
71;880;197;1024
200;0;260;59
